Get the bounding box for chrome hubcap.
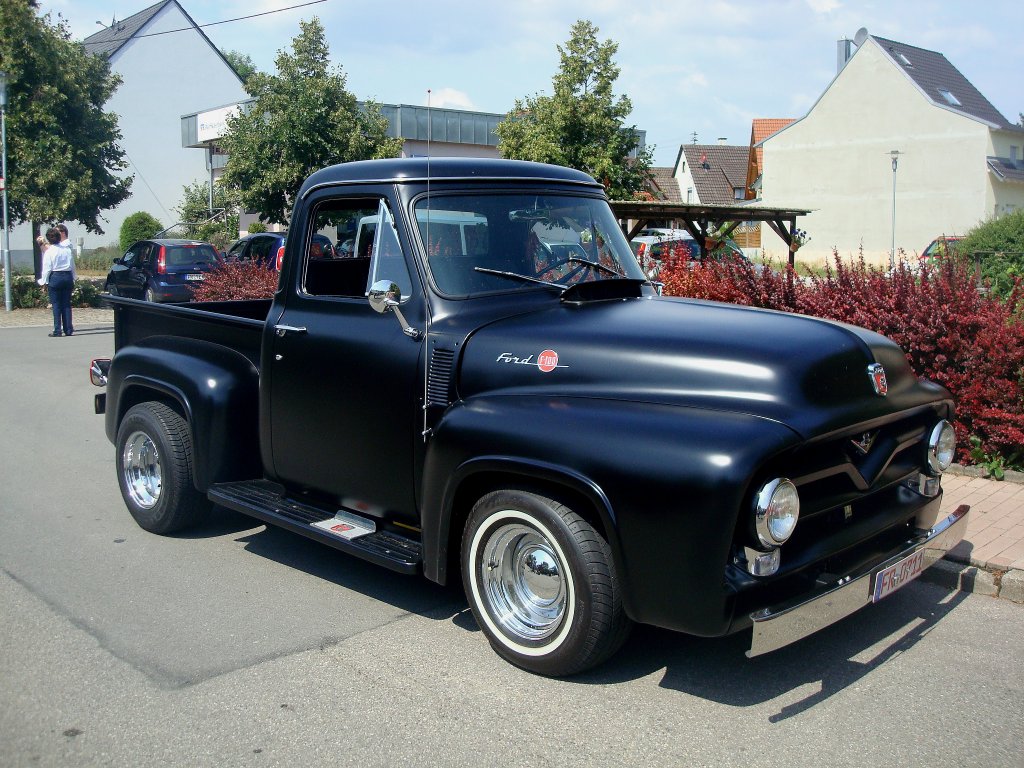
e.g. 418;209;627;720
480;522;566;642
122;431;161;509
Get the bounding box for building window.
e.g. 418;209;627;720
897;53;912;67
937;88;962;107
1011;146;1019;164
733;187;744;200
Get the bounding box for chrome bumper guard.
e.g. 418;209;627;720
747;504;970;658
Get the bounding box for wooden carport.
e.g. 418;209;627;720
609;201;812;266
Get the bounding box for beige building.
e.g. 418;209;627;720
759;29;1024;265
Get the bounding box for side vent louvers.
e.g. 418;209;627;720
427;348;455;407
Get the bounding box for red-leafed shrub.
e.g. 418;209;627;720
191;260;279;302
660;252;1024;468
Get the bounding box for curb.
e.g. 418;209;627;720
921;559;1023;603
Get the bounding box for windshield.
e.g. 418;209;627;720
414;193;646;296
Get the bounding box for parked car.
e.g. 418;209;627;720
227;231;336;271
632;237;698;279
105;239;221;302
921;235;963;260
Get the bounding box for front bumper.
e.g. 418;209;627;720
747;503;969;657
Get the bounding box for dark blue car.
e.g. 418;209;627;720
227;231;336;271
105;239;221;302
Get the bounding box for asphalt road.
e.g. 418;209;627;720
1;321;1022;768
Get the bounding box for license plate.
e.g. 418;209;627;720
872;549;925;602
185;273;205;281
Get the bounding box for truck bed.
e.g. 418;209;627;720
106;296;270;367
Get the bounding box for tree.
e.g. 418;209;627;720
119;212;163;251
220;18;402;225
175;180;240;250
495;19;653;200
222;49;259;93
0;1;132;263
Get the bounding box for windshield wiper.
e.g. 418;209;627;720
566;256;621;276
474;267;567;290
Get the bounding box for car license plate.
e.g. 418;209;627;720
872;549;925;602
186;273;205;281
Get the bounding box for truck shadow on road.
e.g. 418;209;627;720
179;507;968;713
574;581;968;719
227;518;466;620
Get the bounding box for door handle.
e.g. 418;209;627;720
274;324;307;337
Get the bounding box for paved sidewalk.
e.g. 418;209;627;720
1;305;1021;602
0;305;113;328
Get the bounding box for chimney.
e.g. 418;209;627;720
717;137;727;145
837;38;854;73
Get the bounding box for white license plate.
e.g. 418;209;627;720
185;273;205;281
872;549;925;602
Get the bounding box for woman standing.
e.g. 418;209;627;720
37;227;76;337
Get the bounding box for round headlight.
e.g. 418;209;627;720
928;420;956;474
754;478;800;547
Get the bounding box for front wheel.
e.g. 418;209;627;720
144;287;156;303
115;402;208;534
461;489;631;676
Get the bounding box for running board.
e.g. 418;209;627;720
208;480;422;575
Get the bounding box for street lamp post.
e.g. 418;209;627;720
889;149;902;270
1;71;12;312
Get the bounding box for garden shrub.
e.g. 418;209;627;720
246;221;267;234
659;251;1024;469
957;209;1024;298
191;261;279;302
119;212;163;252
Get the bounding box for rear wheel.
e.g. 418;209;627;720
115;402;208;533
461;489;631;676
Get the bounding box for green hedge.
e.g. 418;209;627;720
0;276;107;309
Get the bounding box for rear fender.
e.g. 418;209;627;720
106;337;261;491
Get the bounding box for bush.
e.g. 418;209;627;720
958;209;1024;297
119;212;163;252
659;251;1024;469
191;261;278;302
246;221;267;234
77;244;122;272
0;275;108;308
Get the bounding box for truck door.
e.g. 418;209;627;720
266;195;424;522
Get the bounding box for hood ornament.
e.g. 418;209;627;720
867;363;888;397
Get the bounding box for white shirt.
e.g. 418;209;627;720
38;243;76;285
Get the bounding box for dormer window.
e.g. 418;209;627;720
937;88;962;106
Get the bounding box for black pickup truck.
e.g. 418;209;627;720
91;158;968;676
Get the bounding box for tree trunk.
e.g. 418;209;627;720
32;221;42;279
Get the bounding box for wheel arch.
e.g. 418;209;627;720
106;339;261;491
424;456;621;588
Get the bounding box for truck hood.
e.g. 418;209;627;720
456;296;948;439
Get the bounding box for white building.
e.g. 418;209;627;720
11;0;247;263
759;29;1024;264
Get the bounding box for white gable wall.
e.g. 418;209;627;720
761;41;991;263
9;2;246;261
96;3;246;248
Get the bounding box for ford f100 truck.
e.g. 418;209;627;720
90;158;968;676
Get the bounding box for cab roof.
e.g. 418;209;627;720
300;158;604;197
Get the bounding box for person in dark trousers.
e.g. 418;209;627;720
37;227;75;337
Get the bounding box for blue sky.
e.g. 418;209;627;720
39;0;1024;167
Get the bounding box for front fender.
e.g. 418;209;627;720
106;337;261;491
420;394;801;635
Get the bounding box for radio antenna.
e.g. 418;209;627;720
422;88;433;443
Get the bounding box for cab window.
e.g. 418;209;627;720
302;199;411;300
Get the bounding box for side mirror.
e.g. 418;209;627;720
367;279;420;341
368;279;401;314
